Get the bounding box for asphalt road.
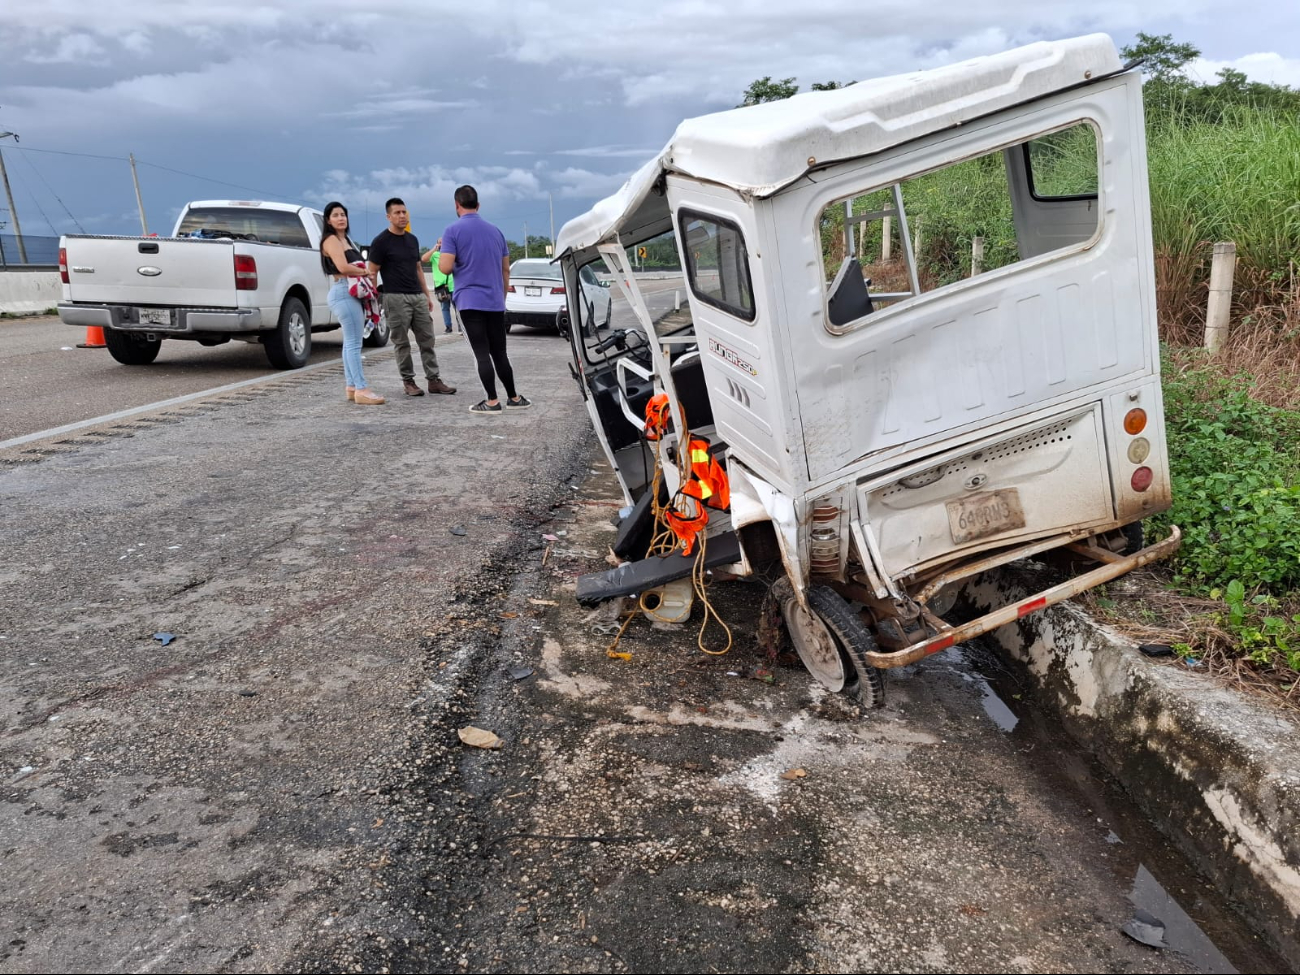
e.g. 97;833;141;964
0;287;1282;973
0;276;685;444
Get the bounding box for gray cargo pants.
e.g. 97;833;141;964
383;292;441;381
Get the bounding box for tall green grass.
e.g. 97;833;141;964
1146;107;1300;339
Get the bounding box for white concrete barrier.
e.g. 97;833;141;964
0;271;62;315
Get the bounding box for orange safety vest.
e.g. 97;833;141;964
664;438;730;555
644;394;671;441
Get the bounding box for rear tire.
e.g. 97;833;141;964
805;585;887;710
264;297;311;369
777;580;885;709
1120;521;1144;555
103;329;161;365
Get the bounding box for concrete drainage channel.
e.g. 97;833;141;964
961;564;1300;967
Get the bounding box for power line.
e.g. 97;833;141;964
16;170;58;235
6;145;127;163
16;148;84;232
8;143;303;205
134;159;301;203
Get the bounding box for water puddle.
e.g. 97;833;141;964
1128;864;1238;973
950;657;1020;732
976;678;1019;732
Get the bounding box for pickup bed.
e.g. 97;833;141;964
57;200;389;368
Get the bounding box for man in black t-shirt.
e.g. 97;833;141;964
368;198;456;396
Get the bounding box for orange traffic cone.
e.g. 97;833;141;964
77;326;106;349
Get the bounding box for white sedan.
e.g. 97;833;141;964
506;259;612;334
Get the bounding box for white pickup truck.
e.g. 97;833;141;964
57;200;390;368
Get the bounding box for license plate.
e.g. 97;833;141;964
946;489;1026;544
138;308;170;326
525;286;542;297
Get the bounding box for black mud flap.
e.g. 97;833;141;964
576;532;742;608
612;484;660;559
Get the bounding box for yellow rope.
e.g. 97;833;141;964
691;531;733;655
606;402;732;656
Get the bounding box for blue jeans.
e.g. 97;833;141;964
439;297;453;331
328;279;368;390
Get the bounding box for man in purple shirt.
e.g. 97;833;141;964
439;186;531;416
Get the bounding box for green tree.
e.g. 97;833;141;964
739;76;798;105
1120;32;1200;80
1120;33;1300;124
506;235;555;264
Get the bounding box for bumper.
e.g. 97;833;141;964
57;303;264;333
507;309;566;330
865;525;1183;668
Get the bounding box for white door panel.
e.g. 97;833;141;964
768;77;1153;484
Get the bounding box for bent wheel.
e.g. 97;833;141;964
776;580;885;709
776;579;849;692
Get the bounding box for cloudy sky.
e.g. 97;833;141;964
1;1;1297;248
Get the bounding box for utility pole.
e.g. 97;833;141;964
129;153;149;235
844;199;854;259
523;221;528;259
0;131;27;264
549;192;555;255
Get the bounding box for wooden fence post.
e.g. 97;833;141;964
971;236;985;276
913;217;923;259
1204;241;1237;352
881;215;893;262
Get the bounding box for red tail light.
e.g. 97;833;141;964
507;285;515;293
234;254;258;290
59;247;69;284
1131;466;1154;492
550;286;565;295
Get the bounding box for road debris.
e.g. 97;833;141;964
1121;909;1168;949
458;727;503;749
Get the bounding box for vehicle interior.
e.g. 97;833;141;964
820;121;1101;328
568;229;716;505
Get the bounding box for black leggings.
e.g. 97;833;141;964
459;309;517;402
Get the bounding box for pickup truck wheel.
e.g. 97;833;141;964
103;328;162;365
265;298;311;369
362;314;389;348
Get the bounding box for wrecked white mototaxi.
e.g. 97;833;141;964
554;33;1179;707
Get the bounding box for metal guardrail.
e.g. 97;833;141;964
0;233;60;269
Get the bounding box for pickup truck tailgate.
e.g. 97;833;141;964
63;236;238;307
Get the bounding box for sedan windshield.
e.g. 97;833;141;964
511;261;560;279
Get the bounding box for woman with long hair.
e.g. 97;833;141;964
321;201;384;404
